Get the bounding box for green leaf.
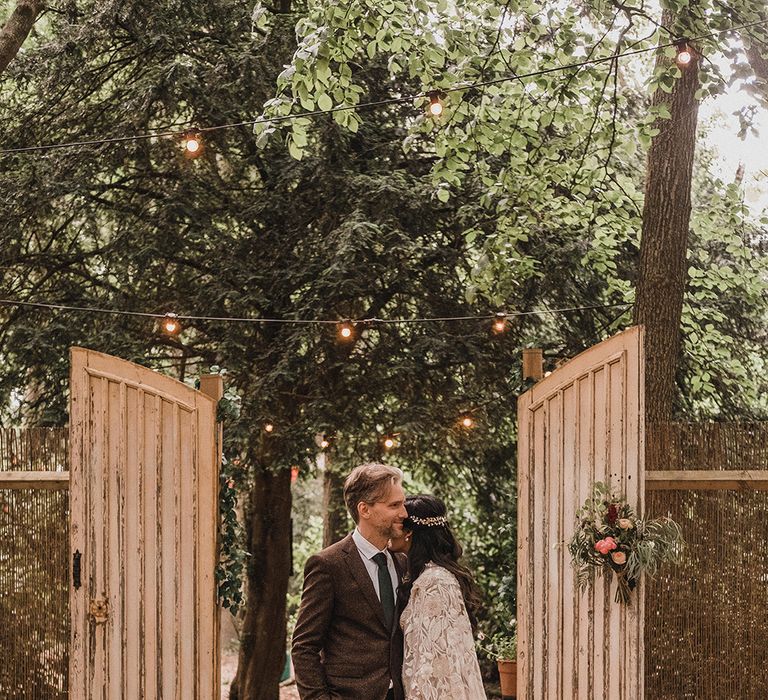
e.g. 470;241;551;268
317;93;333;111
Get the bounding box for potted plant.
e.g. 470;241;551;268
480;623;517;699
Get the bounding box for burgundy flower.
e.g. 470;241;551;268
607;504;618;524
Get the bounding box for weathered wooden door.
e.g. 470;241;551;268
517;326;645;699
69;348;221;699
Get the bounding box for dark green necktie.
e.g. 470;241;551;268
373;552;394;628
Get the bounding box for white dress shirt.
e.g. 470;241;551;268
352;527;399;603
352;528;398;689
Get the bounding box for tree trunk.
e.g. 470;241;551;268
322;456;349;547
230;464;293;700
0;0;43;74
633;11;700;424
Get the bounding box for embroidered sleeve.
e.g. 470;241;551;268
401;568;487;700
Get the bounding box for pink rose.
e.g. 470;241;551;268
611;551;627;565
595;537;618;555
617;518;634;530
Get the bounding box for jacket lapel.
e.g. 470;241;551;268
341;534;389;630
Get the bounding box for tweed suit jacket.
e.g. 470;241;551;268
292;533;407;700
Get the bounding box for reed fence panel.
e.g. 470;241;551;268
645;422;768;699
0;427;69;699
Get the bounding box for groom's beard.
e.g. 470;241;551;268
378;522;402;540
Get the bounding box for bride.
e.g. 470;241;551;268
390;495;487;699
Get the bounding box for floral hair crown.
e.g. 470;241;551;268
408;514;449;527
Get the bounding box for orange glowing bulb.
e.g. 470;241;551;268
162;313;180;335
461;416;474;429
264;423;274;433
675;40;693;67
384;437;395;449
338;322;355;341
428;93;444;117
493;313;508;333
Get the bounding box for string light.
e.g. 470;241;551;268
460;415;475;429
492;312;508;334
182;132;204;157
0;298;633;326
337;321;355;341
320;435;330;449
5;18;763;158
264;422;274;433
162;312;181;335
382;435;397;450
427;90;445;117
675;39;693;66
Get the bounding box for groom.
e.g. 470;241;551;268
292;463;408;700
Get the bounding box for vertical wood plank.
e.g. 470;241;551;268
196;395;218;699
94;374;108;700
577;373;593;700
607;359;623;700
106;379;124;699
592;365;607;697
546;393;562;696
69;349;88;700
532;403;546;699
561;382;577;699
125;386;140;700
516;393;531;700
199;373;223;700
161;399;178;698
179;407;196;699
143;392;160;700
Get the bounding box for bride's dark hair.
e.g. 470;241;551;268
398;494;482;632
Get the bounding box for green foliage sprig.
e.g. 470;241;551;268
215;387;249;613
568;482;684;604
478;619;517;662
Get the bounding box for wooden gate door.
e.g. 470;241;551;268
69;348;221;699
517;326;645;699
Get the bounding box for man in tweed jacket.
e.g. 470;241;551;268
293;463;408;700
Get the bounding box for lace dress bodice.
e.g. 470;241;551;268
400;563;487;699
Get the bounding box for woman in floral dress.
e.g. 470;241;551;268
392;495;486;700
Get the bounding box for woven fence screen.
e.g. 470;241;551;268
645;422;768;699
0;428;69;699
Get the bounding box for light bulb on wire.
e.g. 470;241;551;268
383;435;397;450
182;132;204;158
675;39;692;67
460;415;475;429
162;312;181;335
427;90;445;117
337;321;355;342
492;312;508;334
264;422;274;434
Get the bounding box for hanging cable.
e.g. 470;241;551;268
0;18;764;157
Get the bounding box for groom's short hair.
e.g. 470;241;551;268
343;463;404;523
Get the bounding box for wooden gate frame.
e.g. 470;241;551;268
0;350;223;699
517;327;645;699
516;328;768;699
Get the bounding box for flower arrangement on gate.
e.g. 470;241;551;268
568;482;684;604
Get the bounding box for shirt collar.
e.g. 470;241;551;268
353;527;388;561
